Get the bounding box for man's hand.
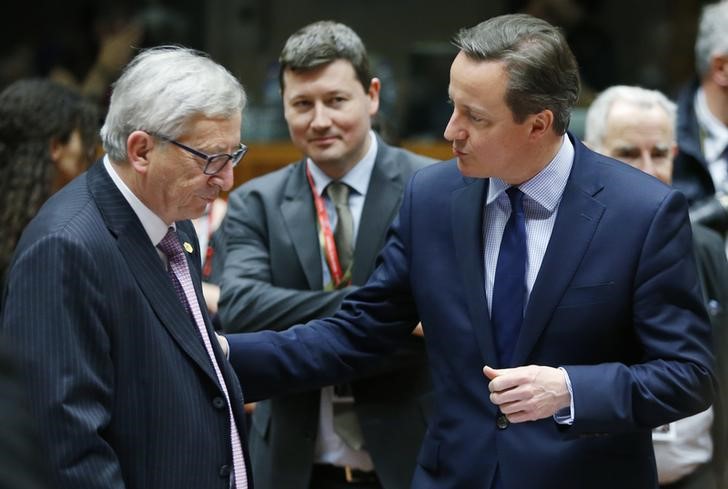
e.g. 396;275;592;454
216;333;230;358
412;322;424;337
484;365;570;423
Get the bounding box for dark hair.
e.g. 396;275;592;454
278;21;372;93
0;79;99;281
452;13;580;134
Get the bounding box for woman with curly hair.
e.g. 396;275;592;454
0;79;99;284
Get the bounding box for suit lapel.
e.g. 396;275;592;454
281;161;322;290
87;162;220;386
512;143;606;365
451;178;498;363
352;143;404;284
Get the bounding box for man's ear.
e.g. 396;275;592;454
49;137;64;163
712;54;728;87
126;131;156;174
367;77;381;117
528;109;554;140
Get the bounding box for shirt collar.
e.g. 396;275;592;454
103;155;171;246
307;130;378;197
695;87;728;161
486;135;574;213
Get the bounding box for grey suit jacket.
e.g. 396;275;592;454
218;138;433;489
1;161;250;489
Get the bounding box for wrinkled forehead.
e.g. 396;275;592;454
605;100;675;143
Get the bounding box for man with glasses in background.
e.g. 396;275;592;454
0;46;251;489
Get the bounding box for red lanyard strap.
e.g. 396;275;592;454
305;164;350;288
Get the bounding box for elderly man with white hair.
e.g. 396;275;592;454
586;84;728;489
1;46;250;489
672;0;728;232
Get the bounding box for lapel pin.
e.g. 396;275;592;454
183;242;194;253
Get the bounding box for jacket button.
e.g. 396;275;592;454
219;464;231;478
212;397;226;410
496;413;509;430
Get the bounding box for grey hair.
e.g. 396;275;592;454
584;85;676;148
452;13;580;135
101;46;246;162
278;21;372;92
695;0;728;78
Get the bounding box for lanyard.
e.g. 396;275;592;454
305;164;351;289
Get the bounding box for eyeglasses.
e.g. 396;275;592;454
151;133;248;175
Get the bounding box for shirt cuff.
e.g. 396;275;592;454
553;366;574;425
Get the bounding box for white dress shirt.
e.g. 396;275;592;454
483;136;576;422
103;157;170;254
652;407;713;484
695;87;728;193
307;131;378;471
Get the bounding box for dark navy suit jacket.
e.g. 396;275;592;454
219;138;432;489
1;161;250;489
229;135;715;489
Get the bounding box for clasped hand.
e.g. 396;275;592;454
484;365;570;423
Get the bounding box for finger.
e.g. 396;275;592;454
487;367;525;392
498;400;526;415
491;385;529;406
504;410;534;423
483;365;500;381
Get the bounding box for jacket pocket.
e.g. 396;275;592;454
557;282;615;308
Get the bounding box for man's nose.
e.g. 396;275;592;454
638;151;657;179
212;160;235;191
444;111;465;142
311;103;332;130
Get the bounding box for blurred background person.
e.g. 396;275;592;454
218;21;432;489
0;78;99;287
192;196;228;322
672;0;728;233
585;84;728;489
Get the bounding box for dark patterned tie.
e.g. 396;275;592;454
157;228;248;489
491;187;527;367
327;181;354;272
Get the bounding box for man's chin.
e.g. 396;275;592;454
307;147;344;166
456;159;491;179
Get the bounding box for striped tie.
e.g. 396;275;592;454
158;228;247;488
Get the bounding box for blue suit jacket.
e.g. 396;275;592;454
219;138;432;489
229;136;715;489
1;161;250;489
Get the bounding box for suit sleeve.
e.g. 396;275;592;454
1;234;123;489
0;341;52;489
227;179;420;402
218;185;352;333
564;189;716;434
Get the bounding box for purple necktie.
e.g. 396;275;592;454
157;228;247;489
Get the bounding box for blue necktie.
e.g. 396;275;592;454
491;187;527;367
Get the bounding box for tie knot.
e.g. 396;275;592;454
506;186;524;213
326;181;350;206
157;228;185;262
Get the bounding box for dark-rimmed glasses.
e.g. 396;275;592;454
151;133;248;175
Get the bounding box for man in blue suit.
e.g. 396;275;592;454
1;47;251;489
224;14;715;489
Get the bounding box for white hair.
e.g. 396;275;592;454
695;0;728;78
100;46;246;162
584;85;676;148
